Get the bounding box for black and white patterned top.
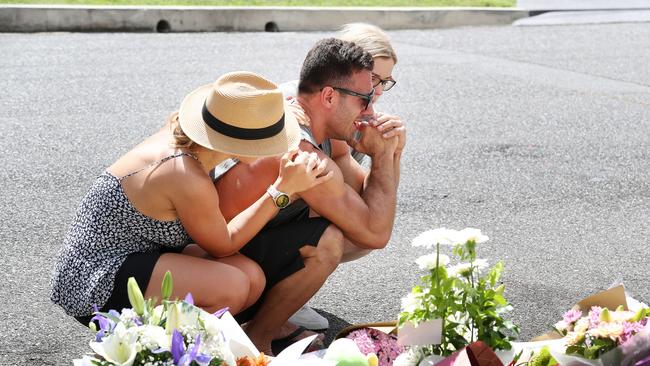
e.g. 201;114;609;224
50;153;196;317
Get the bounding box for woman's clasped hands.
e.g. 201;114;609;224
274;150;333;199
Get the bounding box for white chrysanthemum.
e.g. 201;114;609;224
473;258;489;272
401;292;424;313
415;253;450;270
411;228;457;248
393;346;425;366
452;228;489;245
447;262;473;277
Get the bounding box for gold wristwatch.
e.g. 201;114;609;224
266;185;290;209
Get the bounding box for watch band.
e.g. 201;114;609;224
266;185;290;209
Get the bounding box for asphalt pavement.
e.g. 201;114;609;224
1;20;649;365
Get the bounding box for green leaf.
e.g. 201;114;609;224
565;345;584;356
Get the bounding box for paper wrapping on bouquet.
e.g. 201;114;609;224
220;312;335;365
418;341;504;366
524;285;650;366
533;285;628;342
336;319;443;347
336;321;399;339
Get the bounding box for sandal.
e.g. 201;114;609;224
270;326;324;356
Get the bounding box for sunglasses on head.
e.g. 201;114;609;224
331;86;374;110
372;73;397;91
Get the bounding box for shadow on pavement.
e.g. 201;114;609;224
314;309;352;347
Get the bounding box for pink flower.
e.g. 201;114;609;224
621;321;646;344
563;309;582;325
346;328;404;366
589;306;602;329
347;329;376;355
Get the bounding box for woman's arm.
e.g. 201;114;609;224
173;151;331;257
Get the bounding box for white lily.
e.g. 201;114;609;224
72;356;94;366
199;310;223;337
149;304;165;326
89;323;138;366
166;301;199;334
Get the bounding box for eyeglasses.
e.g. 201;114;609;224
331;86;374;110
372;73;397;91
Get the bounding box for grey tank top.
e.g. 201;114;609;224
50;153;196;316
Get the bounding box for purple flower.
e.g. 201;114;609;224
184;293;194;305
213;307;230;318
175;334;212;366
635;354;650;366
90;305;116;342
171;330;185;365
563;309;582;325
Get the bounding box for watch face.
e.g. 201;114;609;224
276;194;290;208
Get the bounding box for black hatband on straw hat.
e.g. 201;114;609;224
202;102;285;141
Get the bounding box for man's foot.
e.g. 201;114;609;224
246;321;325;357
288;305;329;330
271;325;325;356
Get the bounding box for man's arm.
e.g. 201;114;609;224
299;126;399;249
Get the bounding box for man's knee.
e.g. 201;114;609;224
315;225;344;268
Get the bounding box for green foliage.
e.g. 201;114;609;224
399;240;519;356
527;347;558;366
133;349;173;365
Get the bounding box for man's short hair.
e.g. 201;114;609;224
298;38;374;94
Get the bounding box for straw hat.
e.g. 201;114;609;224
178;71;301;157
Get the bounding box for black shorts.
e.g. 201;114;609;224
74;247;183;327
236;211;331;323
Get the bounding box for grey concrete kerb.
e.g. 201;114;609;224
0;5;529;32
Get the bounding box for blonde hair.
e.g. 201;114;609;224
166;112;195;149
338;23;397;64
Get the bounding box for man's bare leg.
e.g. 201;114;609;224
244;224;343;354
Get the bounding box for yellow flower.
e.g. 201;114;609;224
588;322;623;342
565;331;585;346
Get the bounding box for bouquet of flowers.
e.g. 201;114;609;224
554;306;650;360
74;271;267;366
396;228;519;364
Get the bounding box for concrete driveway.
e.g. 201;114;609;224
1;21;649;365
